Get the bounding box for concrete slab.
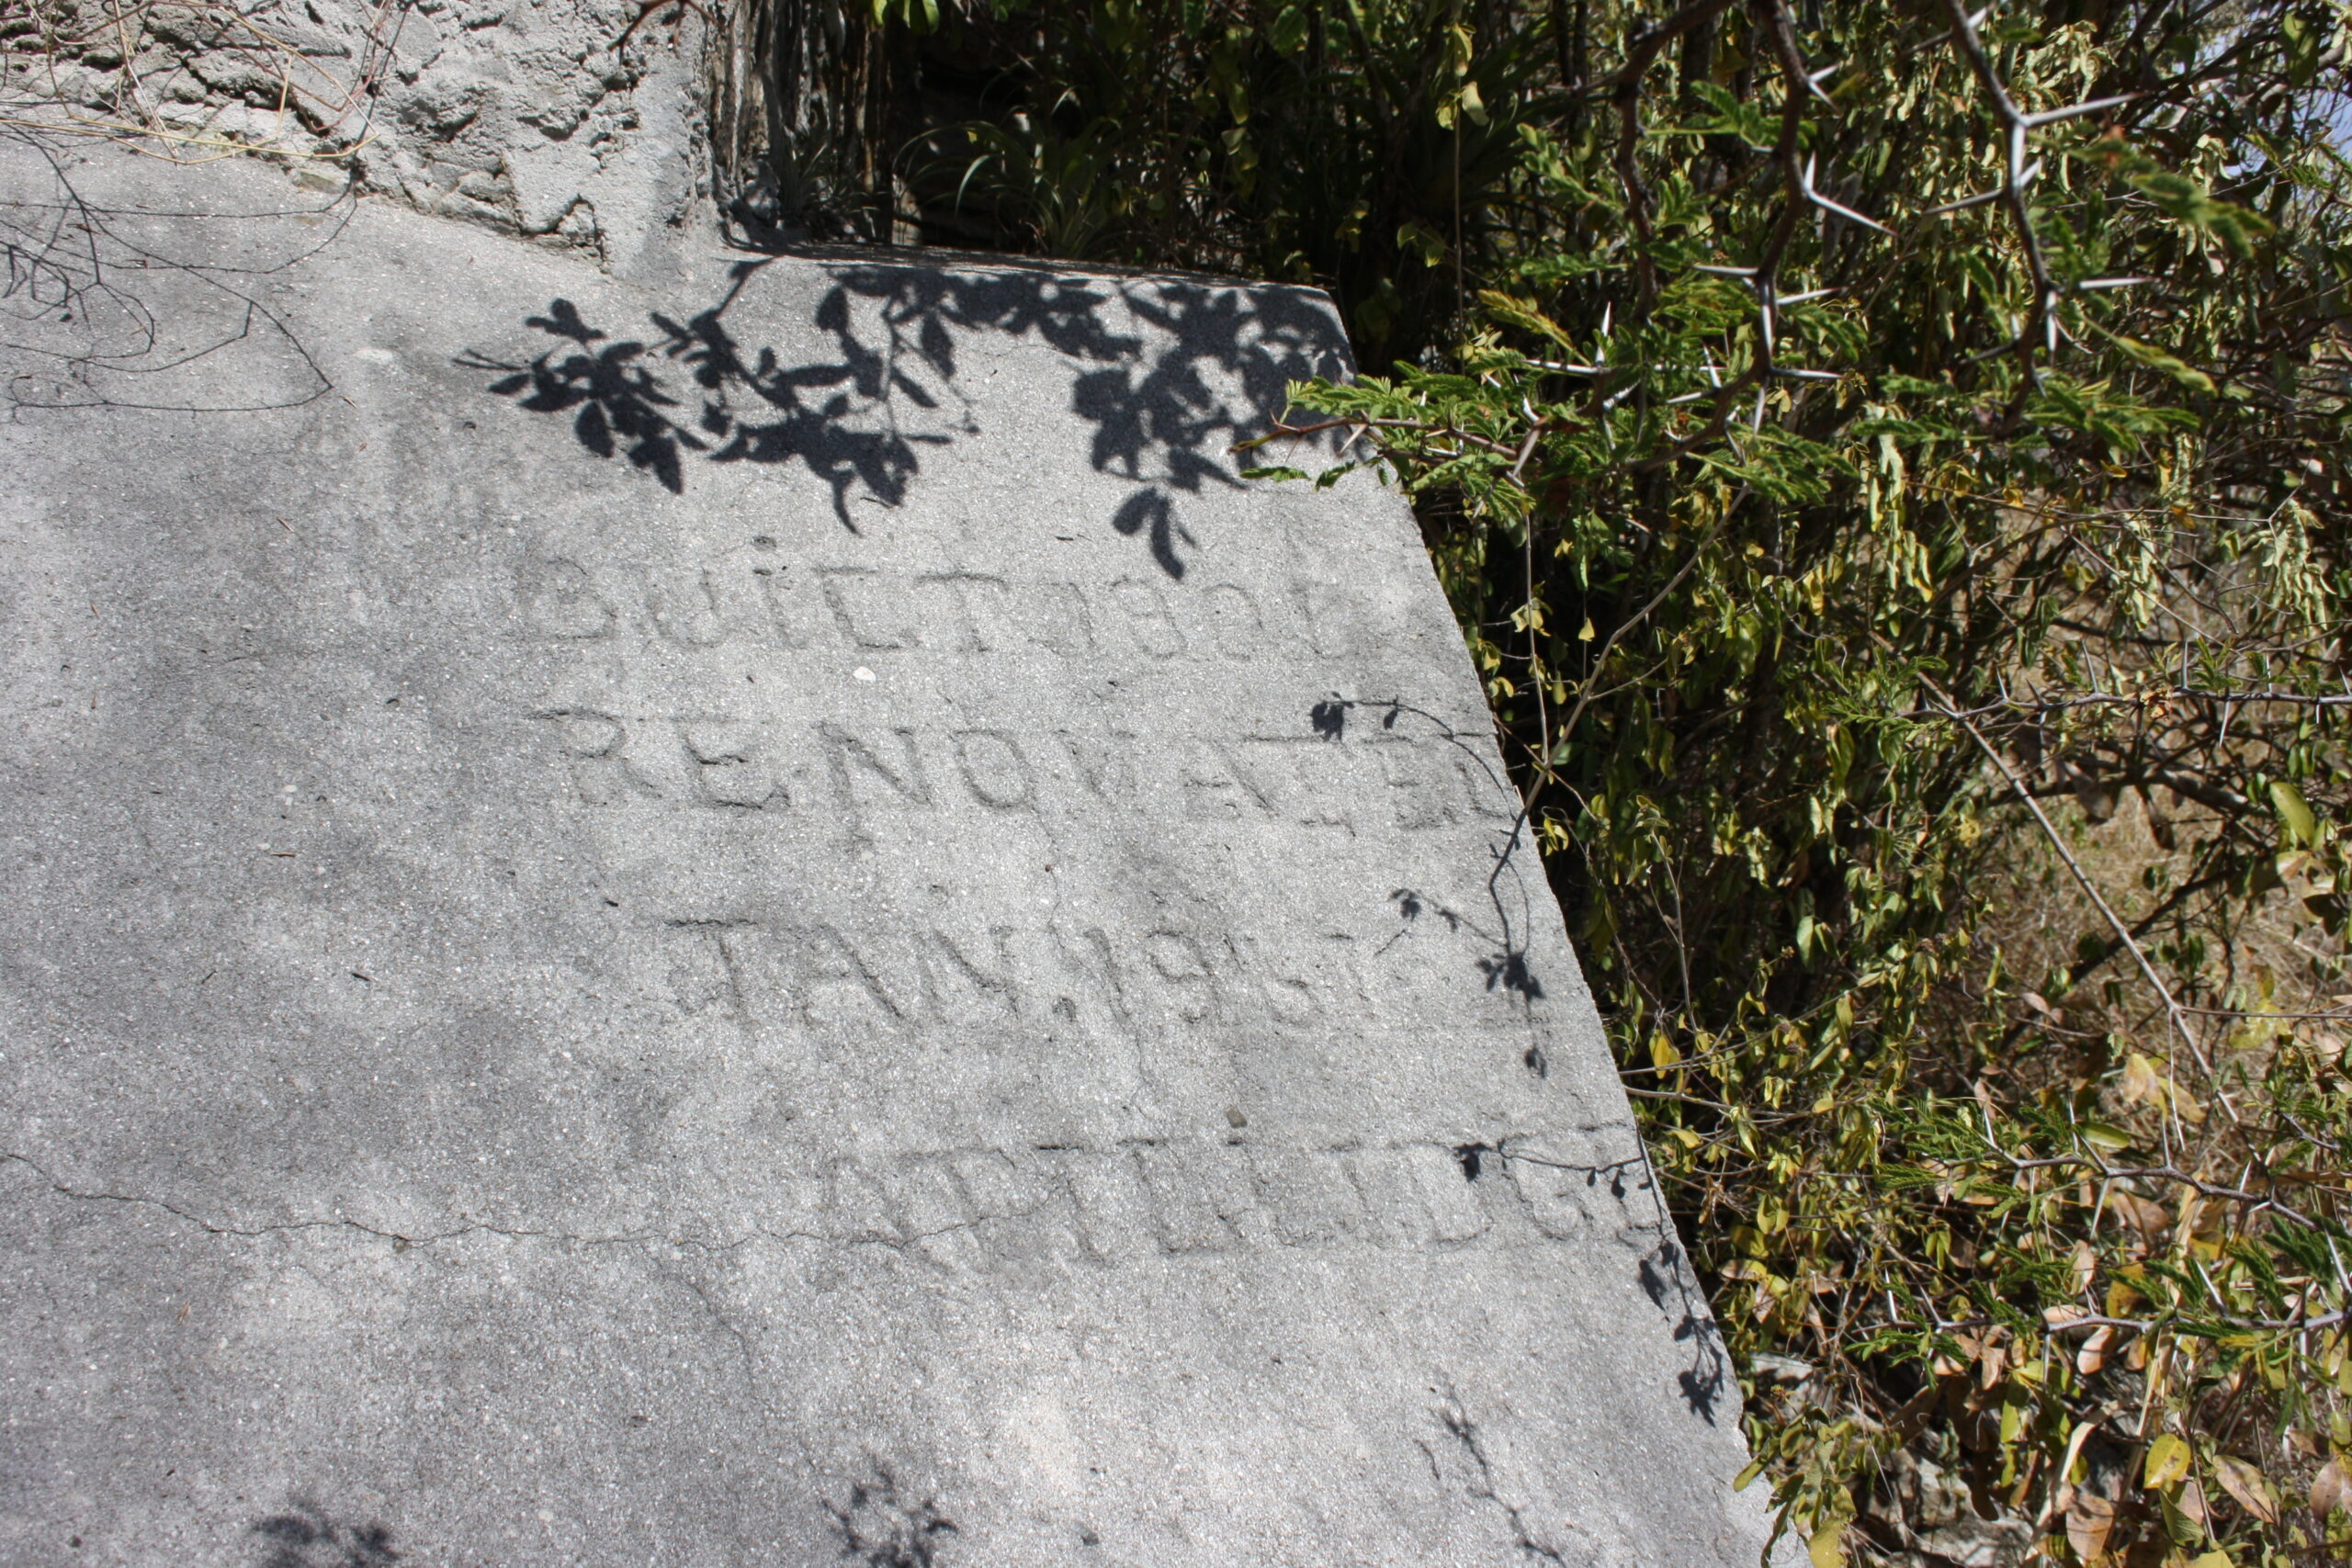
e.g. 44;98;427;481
0;136;1781;1568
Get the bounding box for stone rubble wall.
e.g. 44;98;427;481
1;0;701;269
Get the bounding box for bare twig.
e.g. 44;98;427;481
1925;673;2222;1083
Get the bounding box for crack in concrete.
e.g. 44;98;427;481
0;1148;1031;1263
1431;1392;1570;1567
670;1268;764;1380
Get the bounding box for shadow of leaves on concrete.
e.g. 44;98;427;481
462;255;1348;579
246;1503;399;1568
826;1466;956;1568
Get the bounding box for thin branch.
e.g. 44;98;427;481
1924;674;2222;1084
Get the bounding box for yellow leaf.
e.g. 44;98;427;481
1805;1518;1844;1568
1650;1031;1680;1069
2119;1052;2162;1105
2145;1432;2192;1487
2188;1551;2234;1568
2169;1076;2206;1124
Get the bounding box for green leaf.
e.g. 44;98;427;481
2107;333;2215;394
1396;220;1448;268
2271;780;2319;847
1477;290;1575;349
2129;171;2274;258
1267;4;1309;55
2080;1123;2133;1153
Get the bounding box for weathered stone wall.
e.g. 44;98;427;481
2;0;697;269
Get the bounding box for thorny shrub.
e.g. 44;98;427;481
1245;4;2352;1564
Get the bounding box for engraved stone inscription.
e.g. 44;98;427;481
527;712;1511;831
513;554;1374;663
728;1136;1662;1275
647;917;1376;1040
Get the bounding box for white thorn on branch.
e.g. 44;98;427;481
2022;94;2139;129
1927;187;2005;216
1802;153;1890;233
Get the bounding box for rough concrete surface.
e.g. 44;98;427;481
0;0;696;271
0;131;1784;1566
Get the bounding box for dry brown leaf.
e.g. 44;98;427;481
2064;1488;2116;1562
2076;1324;2118;1376
2312;1457;2348;1517
2107;1190;2171;1235
2069;1239;2098;1294
2210;1453;2277;1524
2119;1051;2162;1104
